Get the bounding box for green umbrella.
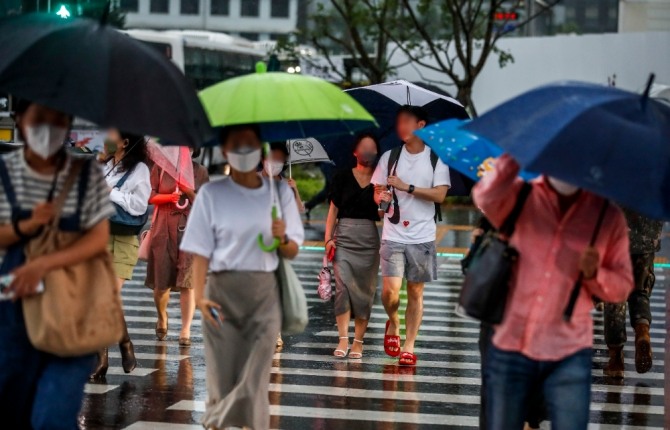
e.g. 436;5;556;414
199;63;377;141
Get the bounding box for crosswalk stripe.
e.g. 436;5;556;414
168;400;481;426
85;250;666;429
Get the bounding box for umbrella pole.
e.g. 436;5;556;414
563;200;610;321
288;140;292;179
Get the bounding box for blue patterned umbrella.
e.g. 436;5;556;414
416;119;537;182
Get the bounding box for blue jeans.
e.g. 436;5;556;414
0;301;95;430
484;344;592;430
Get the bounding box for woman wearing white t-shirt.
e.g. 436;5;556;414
90;129;151;380
181;124;304;430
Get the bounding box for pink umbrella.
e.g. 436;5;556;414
147;139;194;209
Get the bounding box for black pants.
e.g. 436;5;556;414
479;323;546;429
604;252;655;346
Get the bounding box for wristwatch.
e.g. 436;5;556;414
408;185;416;194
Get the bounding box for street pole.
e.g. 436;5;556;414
47;0;50;13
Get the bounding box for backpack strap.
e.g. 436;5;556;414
499;182;533;237
387;145;403;176
0;157;18;211
429;150;443;222
114;168;134;190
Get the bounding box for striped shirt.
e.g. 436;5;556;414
0;150;115;232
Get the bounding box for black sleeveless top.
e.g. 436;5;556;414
328;169;379;221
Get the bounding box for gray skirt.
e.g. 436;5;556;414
202;271;281;430
333;218;381;319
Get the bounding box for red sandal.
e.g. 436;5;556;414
384;320;401;357
399;352;417;366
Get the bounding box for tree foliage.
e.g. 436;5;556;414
305;0;560;115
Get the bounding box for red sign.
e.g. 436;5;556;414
495;11;519;21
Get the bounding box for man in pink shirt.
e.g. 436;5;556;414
474;154;634;430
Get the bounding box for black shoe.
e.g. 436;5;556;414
119;319;137;373
89;348;109;381
119;340;137;373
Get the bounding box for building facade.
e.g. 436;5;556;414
619;0;670;32
120;0;302;41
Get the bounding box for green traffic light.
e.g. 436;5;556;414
56;4;71;18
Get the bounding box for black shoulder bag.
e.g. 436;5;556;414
457;182;532;324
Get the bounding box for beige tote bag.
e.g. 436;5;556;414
23;160;124;357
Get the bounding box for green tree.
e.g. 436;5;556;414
301;0;410;86
306;0;560;115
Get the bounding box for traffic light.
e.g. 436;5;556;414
56;4;71;18
54;1;82;18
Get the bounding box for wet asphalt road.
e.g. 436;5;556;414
79;214;667;429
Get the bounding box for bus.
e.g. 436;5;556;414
124;29;267;91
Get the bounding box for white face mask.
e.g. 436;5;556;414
226;147;261;173
264;160;285;177
548;176;579;196
25;125;68;160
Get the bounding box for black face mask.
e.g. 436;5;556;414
356;152;377;167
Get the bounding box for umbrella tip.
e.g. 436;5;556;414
641;73;655;111
255;62;267;74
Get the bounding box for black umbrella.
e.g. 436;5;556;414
320;80;474;196
0;13;213;147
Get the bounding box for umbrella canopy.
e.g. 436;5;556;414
0;14;213;147
346;80;470;140
147;140;195;191
320;80;473;196
463;80;670;219
286;138;331;165
416;119;537;182
199;63;376;142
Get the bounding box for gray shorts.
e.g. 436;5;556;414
380;240;437;283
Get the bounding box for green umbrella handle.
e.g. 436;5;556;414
258;205;280;252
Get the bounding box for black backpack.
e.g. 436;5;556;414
387;145;442;222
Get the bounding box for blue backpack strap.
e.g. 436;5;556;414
114;169;134;189
0;157;19;210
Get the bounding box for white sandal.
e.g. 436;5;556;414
349;339;364;359
333;336;349;358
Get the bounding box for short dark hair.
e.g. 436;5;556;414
353;132;380;154
219;124;262;146
270;141;289;158
396;104;428;123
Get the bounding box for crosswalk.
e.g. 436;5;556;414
80;250;666;429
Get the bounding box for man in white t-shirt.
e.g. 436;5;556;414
372;105;451;366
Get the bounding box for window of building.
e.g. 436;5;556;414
271;0;290;18
211;0;230;15
119;0;138;13
240;32;260;41
240;0;260;17
150;0;169;13
181;0;199;15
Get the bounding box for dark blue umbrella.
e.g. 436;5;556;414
320;80;473;196
463;80;670;219
0;13;213;147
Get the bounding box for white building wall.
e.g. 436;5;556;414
619;0;670;32
390;31;670;113
125;0;298;39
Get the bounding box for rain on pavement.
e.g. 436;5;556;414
80;208;666;429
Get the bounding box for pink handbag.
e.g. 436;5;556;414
317;254;332;301
138;171;163;262
138;208;157;262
